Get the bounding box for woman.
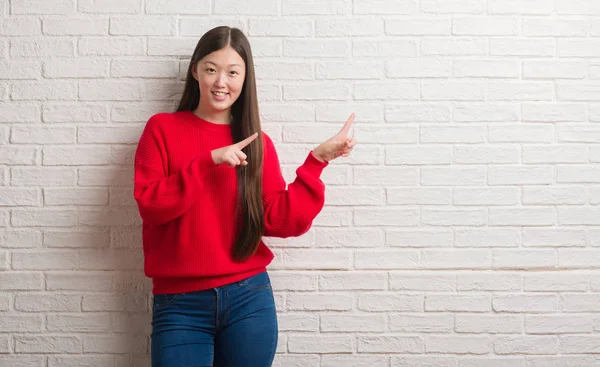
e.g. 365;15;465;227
134;26;356;367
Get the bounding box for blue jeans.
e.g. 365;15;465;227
151;271;278;367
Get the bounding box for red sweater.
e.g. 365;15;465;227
133;111;328;294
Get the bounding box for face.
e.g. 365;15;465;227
192;45;246;115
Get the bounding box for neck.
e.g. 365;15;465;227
193;107;231;125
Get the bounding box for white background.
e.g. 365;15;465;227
1;0;600;366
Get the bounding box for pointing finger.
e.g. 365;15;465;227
338;113;355;137
235;132;259;149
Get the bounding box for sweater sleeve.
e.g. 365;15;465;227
262;133;328;238
133;115;217;225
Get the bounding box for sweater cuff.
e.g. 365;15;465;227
304;150;329;178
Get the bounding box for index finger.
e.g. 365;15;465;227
235;132;259;149
338;113;355;137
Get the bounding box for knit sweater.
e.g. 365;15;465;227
133;111;328;294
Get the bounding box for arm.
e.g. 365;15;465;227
262;133;328;237
133;115;216;225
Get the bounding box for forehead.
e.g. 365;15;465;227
201;45;245;67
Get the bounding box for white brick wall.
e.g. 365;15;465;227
1;0;600;366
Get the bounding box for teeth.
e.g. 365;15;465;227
213;91;226;96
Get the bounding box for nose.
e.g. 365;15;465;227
214;72;226;87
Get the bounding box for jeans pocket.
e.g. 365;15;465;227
153;293;183;309
238;272;272;291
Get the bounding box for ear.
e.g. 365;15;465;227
191;62;199;81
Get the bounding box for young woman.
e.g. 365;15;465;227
134;26;356;367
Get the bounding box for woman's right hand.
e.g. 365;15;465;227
211;132;258;167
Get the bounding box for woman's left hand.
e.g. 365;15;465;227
313;113;357;163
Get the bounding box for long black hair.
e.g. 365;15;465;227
176;26;264;262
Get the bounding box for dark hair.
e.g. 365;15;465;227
176;26;264;262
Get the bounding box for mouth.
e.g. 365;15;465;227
212;91;229;98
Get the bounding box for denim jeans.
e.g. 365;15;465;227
151;271;278;367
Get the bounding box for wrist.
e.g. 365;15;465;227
312;149;326;162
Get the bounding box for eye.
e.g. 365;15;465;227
229;71;238;76
206;68;216;73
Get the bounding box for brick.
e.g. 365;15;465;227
390;272;455;291
0;17;41;36
422;209;487;227
317;18;383;36
83;335;146;354
11;126;75;144
15;293;80;311
386;146;452;165
488;125;554;143
287;293;353;311
78;37;144;56
323;356;386;367
387;187;451;205
15;335;81;353
48;356;116;367
12;0;74;14
322;314;386;332
488;0;552;14
386;18;450;35
491;38;555;57
250;19;311;37
0;315;43;332
0;60;39;79
354;208;419;227
522;102;587;122
389;230;452;250
287;336;353;354
45;229;109;248
0;103;40;122
44;188;108;206
422;166;486;185
0;188;39;206
489;166;553;185
453;17;518;35
355;39;417;57
48;314;113;332
454;60;519;77
562;294;600;312
493;294;557;312
11;167;76;186
421;0;484;14
462;228;520;252
13;250;78;270
358;336;423;353
43;103;107;123
46;272;113;291
523;187;586;205
11;38;74;57
12;209;78;227
523;229;586;247
147;0;209;14
524;18;587;36
461;358;525;367
44;59;108;78
283;0;351;15
79;0;141;13
487;82;554;100
494;336;558;355
281;249;351;270
110;16;173;36
358;293;423;312
489;208;556;226
278;313;318;332
284;39;349;58
1;229;42;248
355;250;419;270
421;38;486;56
426;294;491;312
43;17;108;35
426;335;491;354
456;315;522;333
393;356;457;367
493;249;556;269
458;272;521;291
11;81;77;101
523;61;588;79
0;356;45;367
558;82;600;101
421;125;485;143
526;315;592;334
525;356;595;367
559;39;600;57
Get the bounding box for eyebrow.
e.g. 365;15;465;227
203;61;242;68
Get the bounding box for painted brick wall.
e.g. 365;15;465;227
1;0;600;366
